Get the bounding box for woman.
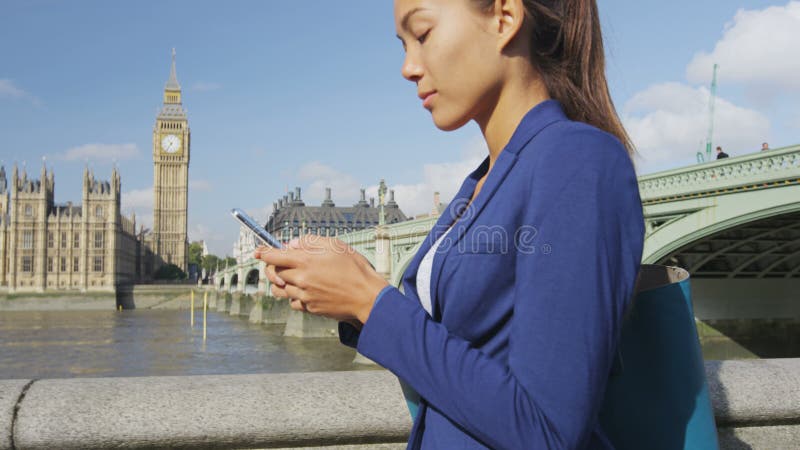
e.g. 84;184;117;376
255;0;644;448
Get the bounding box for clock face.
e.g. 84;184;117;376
161;134;181;154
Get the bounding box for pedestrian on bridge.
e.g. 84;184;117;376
256;1;644;448
716;146;729;159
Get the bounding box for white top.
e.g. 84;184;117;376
416;224;456;317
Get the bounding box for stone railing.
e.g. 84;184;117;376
337;216;438;256
1;359;798;449
638;145;800;204
384;216;438;239
1;371;411;450
707;359;800;449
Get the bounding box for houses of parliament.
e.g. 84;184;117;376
0;51;190;293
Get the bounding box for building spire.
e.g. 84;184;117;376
165;48;181;91
387;189;398;207
322;187;335;207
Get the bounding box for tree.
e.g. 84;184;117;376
224;256;237;267
201;254;219;273
154;263;187;280
188;241;204;266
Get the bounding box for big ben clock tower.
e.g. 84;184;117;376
152;48;190;272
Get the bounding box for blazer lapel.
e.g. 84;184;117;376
401;100;569;317
427;151;518;318
425;100;568;318
400;157;490;305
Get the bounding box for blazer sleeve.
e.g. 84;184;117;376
338;284;395;349
354;130;645;449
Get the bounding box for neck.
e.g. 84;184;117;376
475;70;549;172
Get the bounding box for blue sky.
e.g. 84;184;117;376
1;1;798;255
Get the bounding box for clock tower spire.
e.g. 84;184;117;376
164;48;181;103
151;48;190;274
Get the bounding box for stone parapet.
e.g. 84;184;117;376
0;360;797;449
706;359;800;449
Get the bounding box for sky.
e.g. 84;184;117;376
1;0;798;256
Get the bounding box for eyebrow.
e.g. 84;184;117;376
396;7;426;40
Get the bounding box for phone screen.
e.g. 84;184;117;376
230;208;284;249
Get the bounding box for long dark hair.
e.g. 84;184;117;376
474;0;634;157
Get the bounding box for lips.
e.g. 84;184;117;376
418;90;437;108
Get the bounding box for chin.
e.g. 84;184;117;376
431;109;471;132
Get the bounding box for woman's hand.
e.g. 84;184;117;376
253;236;389;325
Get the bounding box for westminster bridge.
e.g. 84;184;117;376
215;143;800;316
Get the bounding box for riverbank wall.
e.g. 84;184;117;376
0;285;199;311
1;359;798;449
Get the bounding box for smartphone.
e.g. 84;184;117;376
230;208;284;249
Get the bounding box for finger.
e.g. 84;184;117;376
290;298;307;312
274;267;307;289
270;283;289;299
283;283;307;302
266;264;285;286
294;234;332;252
256;246;302;268
253;245;269;259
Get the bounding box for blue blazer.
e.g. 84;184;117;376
340;100;645;449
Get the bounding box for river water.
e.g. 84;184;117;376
0;308;790;380
0;309;367;380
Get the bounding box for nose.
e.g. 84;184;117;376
401;52;423;82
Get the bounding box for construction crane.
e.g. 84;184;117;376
697;63;719;163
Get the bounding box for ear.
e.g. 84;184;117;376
491;0;527;52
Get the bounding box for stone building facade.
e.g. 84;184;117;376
265;186;407;241
232;184;408;263
0;164;139;292
0;49;193;292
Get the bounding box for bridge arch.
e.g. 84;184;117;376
244;269;260;294
229;273;239;292
643;185;800;265
654;209;800;278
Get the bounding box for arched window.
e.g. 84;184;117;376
95;206;103;218
24;205;32;217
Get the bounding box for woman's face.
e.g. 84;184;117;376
394;0;504;131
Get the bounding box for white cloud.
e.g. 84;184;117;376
383;144;486;218
132;213;153;231
622;82;770;173
189;179;212;191
122;187;152;209
193;226;229;258
121;187;152;230
190;82;221;92
0;79;27;98
59;143;140;162
0;79;42;106
686;2;800;92
273;138;487;219
295;160;364;207
189;223;219;244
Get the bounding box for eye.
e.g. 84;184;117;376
417;30;430;44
